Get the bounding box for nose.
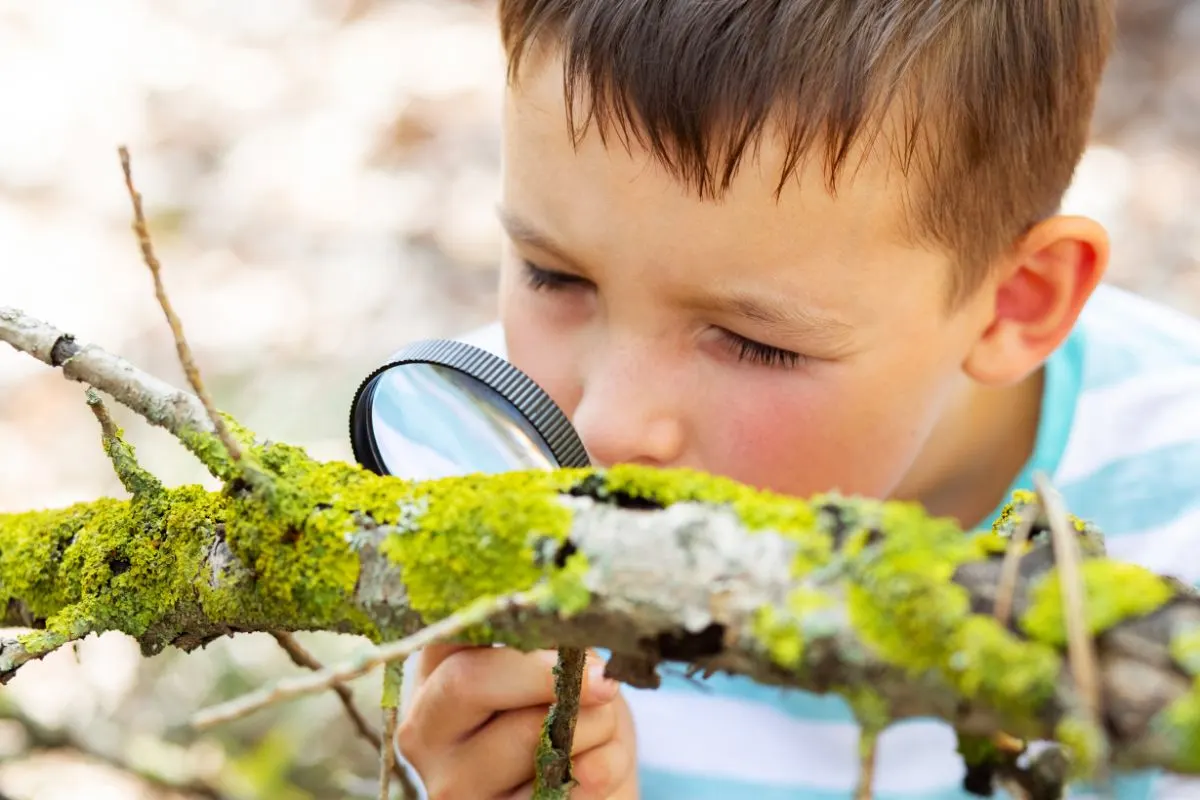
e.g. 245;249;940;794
569;349;687;468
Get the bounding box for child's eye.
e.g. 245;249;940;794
522;261;589;292
720;329;807;369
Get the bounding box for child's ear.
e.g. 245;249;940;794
963;215;1109;387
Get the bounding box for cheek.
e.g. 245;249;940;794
705;365;944;500
499;290;584;419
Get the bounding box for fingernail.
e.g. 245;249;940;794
588;663;619;699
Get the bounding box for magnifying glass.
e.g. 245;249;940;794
348;339;591;479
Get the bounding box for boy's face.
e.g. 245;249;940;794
496;53;998;502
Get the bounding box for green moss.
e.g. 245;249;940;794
1021;560;1175;646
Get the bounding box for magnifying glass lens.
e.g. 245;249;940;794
349;339;589;478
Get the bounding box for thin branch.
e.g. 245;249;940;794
0;633;66;684
534;646;588;798
268;631;417;791
854;731;878;800
993;509;1037;628
380;662;419;800
1036;473;1109;780
270;632;380;748
116;145;245;466
379;706;398;800
1036;476;1102;723
0;307;212;440
85;388;164;498
193;589;546;731
0;307;247;485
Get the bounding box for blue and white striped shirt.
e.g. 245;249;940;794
455;283;1200;799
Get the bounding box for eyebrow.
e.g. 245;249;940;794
694;289;854;346
495;205;581;268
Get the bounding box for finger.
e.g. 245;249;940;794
410;642;484;683
501;738;635;800
450;701;618;795
405;647;618;748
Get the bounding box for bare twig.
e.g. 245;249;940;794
993;510;1037;628
534;646;588;798
268;631;418;793
0;633;66;685
380;662;419;800
379;706;399;800
1034;474;1104;730
855;731;878;800
0;307;214;441
116;146;247;468
270;633;379;747
1032;472;1104;791
193;589;545;730
85;388;164;498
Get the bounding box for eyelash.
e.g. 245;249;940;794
720;331;806;369
520;260;806;370
522;261;586;292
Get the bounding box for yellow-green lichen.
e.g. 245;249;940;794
845;499;982;675
1021;560;1175;646
841;498;1068;731
752;587;836;670
0;482;226;647
545;551;592;618
216;441;413;633
589;464;832;574
1054;715;1107;780
1153;678;1200;773
943;616;1060;720
379;469;586;624
1170;627;1200;677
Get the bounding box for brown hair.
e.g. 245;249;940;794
498;0;1116;304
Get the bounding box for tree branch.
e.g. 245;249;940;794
193;589;544;729
4;309;1200;793
0;307;244;484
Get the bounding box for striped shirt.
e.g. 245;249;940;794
453;283;1200;799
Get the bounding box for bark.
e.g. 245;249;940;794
3;305;1200;789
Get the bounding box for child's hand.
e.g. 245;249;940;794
397;644;639;799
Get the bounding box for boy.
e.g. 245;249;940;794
396;1;1200;797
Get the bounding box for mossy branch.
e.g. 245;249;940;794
5;311;1200;795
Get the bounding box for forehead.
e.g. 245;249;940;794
501;52;947;315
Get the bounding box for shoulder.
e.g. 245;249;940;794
1056;285;1200;583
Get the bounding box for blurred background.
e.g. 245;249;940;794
0;0;1196;797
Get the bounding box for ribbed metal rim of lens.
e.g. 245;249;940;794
348;338;590;475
